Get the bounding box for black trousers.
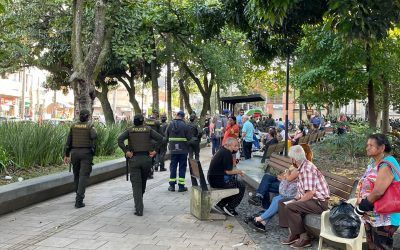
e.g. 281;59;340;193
243;141;253;159
71;148;93;201
216;177;245;209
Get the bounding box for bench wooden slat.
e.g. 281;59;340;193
324;178;353;194
271;154;292;164
321;170;355;186
266;144;278;158
329;185;351;200
267;161;288;172
269;158;291;170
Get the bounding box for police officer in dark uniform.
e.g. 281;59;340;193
64;109;97;208
166;111;191;192
158;113;168;171
146;109;161;177
117;114;163;216
187;112;203;161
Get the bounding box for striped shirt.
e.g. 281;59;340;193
297;160;330;201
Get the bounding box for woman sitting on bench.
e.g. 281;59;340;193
251;167;299;232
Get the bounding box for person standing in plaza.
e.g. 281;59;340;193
146;108;161;177
241;115;254;159
117;114;164;216
64;109;97;208
187;112;203;161
166;111;192;192
158;113;168;172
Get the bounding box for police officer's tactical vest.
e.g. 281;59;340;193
128;126;152;152
188;122;199;138
71;123;93;148
145;118;159;132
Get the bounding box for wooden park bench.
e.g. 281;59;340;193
316;130;326;141
298;134;310;144
324;127;334;133
188;159;239;220
261;141;285;163
264;153;357;236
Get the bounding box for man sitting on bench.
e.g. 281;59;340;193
207;137;245;217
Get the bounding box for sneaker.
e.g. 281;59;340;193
168;186;175;192
252;220;266;232
213;204;225;214
223;206;238;217
159;167;167;172
248;195;262;207
178;187;188;192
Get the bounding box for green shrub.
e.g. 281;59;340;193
0;122;127;169
0;146;13;171
94;123;126;156
0;122;68;168
314;126;376;161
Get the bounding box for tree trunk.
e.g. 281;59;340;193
381;75;390;134
150;32;159;112
366;42;377;128
178;79;193;115
95;82;114;124
166;61;172;120
217;81;221;113
118;75;141;115
70;0;109;119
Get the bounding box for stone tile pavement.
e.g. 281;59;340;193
0;150;259;250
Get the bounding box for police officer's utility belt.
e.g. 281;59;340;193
134;151;149;156
168;137;187;142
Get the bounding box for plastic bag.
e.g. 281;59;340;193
329;201;361;239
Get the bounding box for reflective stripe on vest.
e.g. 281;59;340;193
169;137;187;142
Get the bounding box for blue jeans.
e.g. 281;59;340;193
253;134;260;149
169;154;188;188
260;195;284;221
256;174;280;209
211;137;221;155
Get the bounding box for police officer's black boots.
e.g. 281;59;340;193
75;195;85;208
134;210;143;216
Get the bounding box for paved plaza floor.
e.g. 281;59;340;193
0;150;259;250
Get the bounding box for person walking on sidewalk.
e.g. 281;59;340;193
158;114;168;172
64;109;97;209
207;138;246;216
166;111;192;192
117;114;164;216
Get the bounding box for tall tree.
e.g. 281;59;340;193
328;0;400;128
69;0;114;116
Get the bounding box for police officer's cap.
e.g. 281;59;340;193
222;109;230;115
80;109;90;116
177;111;185;118
134;114;144;122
